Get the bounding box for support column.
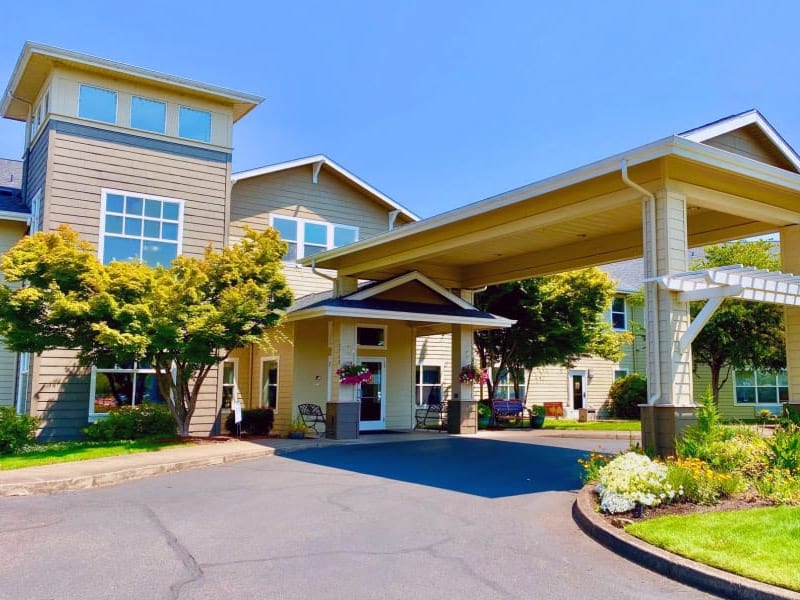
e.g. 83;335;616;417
326;318;360;439
449;323;477;434
641;187;696;456
780;225;800;407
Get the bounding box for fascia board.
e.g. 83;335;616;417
285;305;515;328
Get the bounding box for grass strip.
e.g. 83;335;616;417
626;506;800;592
543;419;640;431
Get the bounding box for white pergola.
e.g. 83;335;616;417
656;265;800;352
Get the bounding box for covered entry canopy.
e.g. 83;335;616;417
302;110;800;289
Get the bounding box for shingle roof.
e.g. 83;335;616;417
0;158;26;215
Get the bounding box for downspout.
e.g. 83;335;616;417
311;258;337;282
621;159;661;405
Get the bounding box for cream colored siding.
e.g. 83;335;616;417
0;222;26;407
383;321;414;429
252;325;295;432
703;127;794;171
415;334;453;404
525;357;618;413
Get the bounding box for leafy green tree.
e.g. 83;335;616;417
474;268;630;398
0;225;292;436
690;240;785;404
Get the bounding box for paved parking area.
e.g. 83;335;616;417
0;435;713;599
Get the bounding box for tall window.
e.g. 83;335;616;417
495;367;525;400
611;297;627;330
261;358;279;410
735;370;789;405
178;106;212;142
221;360;238;409
270;215;358;261
29;189;42;234
131;96;166;134
78;84;117;124
415;364;442;406
100;190;183;267
15;353;30;414
90;362;168;418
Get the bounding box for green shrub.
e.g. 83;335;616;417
83;404;176;441
0;407;39;454
666;457;743;504
767;425;800;473
704;429;769;478
224;408;274;436
608;374;647;419
677;390;722;460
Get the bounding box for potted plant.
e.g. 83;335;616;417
336;362;373;385
288;415;308;439
477;402;492;429
458;364;489;384
530;405;546;429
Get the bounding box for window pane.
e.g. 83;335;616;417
422;366;440;385
736;387;756;403
107;194;125;213
78;85;117;123
304;222;327;245
283;243;297;262
126;196;143;215
100;372;134;409
777;370;789;387
137;373;167;404
162;202;180;221
223;362;236;385
334;226;357;247
304;244;325;257
130;96;166;133
142;241;177;267
737;371;756;387
757;387;778;404
357;327;384;347
422;385;442;404
143;220;160;238
273;217;297;241
612;297;625;312
178;106;212;142
105;214;123;234
780;387;790;402
144;199;162;218
161;222;178;241
124;217;142;236
261;360;278;409
612;313;626;329
103;236;141;264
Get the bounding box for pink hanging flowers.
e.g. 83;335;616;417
336;362;373;385
459;364;488;384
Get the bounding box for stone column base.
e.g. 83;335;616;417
448;400;477;434
326;402;360;440
640;404;697;457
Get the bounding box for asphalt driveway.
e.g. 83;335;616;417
0;435;713;599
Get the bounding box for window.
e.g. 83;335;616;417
100;190;183;267
611;297;627;330
78;84;117;124
415;364;442;407
131;96;166;134
29;91;49;140
270;215;359;261
495;367;525;400
178;106;212;142
735;370;789;405
15;353;30;415
357;326;386;348
90;362;168;418
221;360;238;409
614;369;629;380
29;189;42;234
260;358;279;410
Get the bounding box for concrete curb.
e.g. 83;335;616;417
573;485;800;600
0;446;275;497
537;430;641;440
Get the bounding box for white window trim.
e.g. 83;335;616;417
89;363;173;421
15;353;30;414
415;361;445;407
269;214;359;262
494;366;526;400
221;358;239;409
29;188;42;234
97;188;185;265
178;105;213;143
733;369;788;406
356;324;387;349
259;356;280;412
611;296;627;331
78;83;119;126
130;95;167;135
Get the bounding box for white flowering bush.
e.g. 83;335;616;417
595;452;677;514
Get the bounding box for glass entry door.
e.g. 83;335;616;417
359;358;385;431
569;370;586;410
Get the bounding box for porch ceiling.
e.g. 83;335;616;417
301;136;800;288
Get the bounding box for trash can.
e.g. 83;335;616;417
578;408;589;423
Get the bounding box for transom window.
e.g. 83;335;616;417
611;297;627;330
178;106;212;143
131;96;166;134
260;358;279;410
735;370;789;405
415;364;443;407
357;326;386;348
90;362;168;418
270;215;358;261
78;84;117;124
100;190;183;267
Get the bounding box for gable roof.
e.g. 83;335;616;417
232;154;419;223
2;42;263;122
0;158;27;221
679;109;800;173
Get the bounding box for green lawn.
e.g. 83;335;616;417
0;439;187;470
626;506;800;591
543;419;640;431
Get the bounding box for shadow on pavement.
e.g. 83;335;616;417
283;437;587;499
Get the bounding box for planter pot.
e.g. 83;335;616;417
531;415;545;429
478;415;491;430
287;431;305;439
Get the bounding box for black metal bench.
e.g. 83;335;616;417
298;403;326;436
414;402;448;431
490;398;529;429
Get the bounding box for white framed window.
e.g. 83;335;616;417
734;369;789;405
611;297;627;330
614;369;628;380
494;367;525;400
29;91;49;141
270;215;359;262
89;362;168;419
221;359;238;409
29;188;42;234
178;106;212;143
98;189;184;267
78;84;118;124
415;363;443;407
260;357;279;411
357;325;386;348
131;96;167;134
15;353;30;415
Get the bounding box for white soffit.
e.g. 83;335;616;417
657;265;800;306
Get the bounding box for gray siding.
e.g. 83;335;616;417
24;125;49;218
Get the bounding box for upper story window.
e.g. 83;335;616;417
735;369;789;405
29;92;49;141
357;326;386;348
270;215;359;262
131;96;166;134
79;84;117;124
178;106;212;143
611;296;627;330
100;189;183;267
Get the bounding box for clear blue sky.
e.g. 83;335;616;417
2;1;799;218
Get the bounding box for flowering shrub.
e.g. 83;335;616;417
595;452;677;514
578;451;614;484
665;457;743;505
756;468;800;504
458;364;488;384
336;363;372;385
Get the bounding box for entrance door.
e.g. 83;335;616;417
569;371;587;410
359;358;385;431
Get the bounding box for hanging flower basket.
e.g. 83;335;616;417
336;362;372;385
458;364;488;384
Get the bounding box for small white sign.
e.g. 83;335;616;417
233;399;242;424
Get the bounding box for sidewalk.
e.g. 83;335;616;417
0;429;638;497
